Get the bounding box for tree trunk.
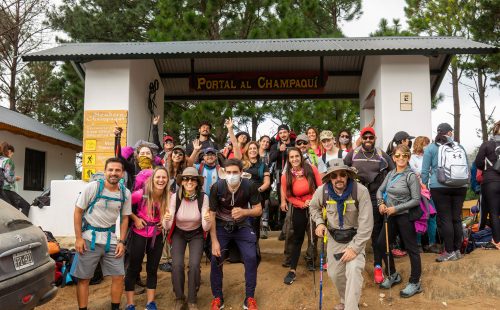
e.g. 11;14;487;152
251;115;258;140
451;63;461;142
478;68;487;142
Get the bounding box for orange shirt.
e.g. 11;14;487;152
281;165;322;208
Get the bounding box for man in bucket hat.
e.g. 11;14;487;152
309;159;373;310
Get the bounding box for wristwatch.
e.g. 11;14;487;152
118;239;127;245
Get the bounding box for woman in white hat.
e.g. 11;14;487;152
163;167;211;310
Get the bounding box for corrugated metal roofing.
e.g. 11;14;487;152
0;107;82;148
22;37;496;61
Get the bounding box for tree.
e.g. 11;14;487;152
0;0;49;111
370;18;413;37
405;0;473;143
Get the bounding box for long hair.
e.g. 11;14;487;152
258;135;271;151
493;120;500;136
143;167;170;220
412;136;430;155
242;141;260;170
434;133;449;145
336;129;353;150
285;147;317;197
307;127;322;153
167;151;187;179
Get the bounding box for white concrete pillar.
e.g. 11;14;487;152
359;55;433;149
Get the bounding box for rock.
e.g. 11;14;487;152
442;301;447;307
379;293;385;298
362;302;368;307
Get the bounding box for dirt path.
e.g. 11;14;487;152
39;234;500;310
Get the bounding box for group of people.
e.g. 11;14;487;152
67;116;500;310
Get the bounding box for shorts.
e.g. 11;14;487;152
70;240;125;279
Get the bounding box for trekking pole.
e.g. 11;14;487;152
384;213;393;304
308;210;317;298
319;207;327;310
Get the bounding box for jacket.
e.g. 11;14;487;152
376;166;420;214
474;136;500;184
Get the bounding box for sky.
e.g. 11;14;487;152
3;0;498;152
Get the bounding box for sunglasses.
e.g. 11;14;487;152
173;150;184;156
182;176;198;182
296;141;308;146
331;171;347;179
340;135;350;139
394;153;410;159
362;135;375;141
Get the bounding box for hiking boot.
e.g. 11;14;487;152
125;305;136;310
159;262;172;272
145;301;158;310
281;260;291;268
435;251;457;262
187;303;199;310
243;297;258;310
306;260;316;271
424;244;441;254
283;271;296;285
260;225;269;239
454;250;463;259
278;231;285;241
210;297;224;310
391;249;407;258
173;298;185;310
400;282;423;298
333;304;345;310
374;265;384;284
379;272;402;289
417;245;424;253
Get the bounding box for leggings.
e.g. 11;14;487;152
431;187;467;253
377;213;421;284
482;181;500;243
124;232;164;291
290;207;308;270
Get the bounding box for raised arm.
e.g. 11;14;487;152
225;117;241;159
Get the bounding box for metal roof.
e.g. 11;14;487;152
22;36;497;101
0;107;82;151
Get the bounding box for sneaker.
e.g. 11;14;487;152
188;303;199;310
379;272;402;289
283;271;296;285
260;229;268;239
306;260;316;271
435;251;457;262
125;305;136;310
173;298;185;310
400;282;423;298
281;260;291;268
243;297;258;310
278;231;286;241
145;301;158;310
374;265;384;284
159;262;172;272
417;245;424;253
391;249;407;258
424;244;441;254
455;250;463;259
210;297;224;310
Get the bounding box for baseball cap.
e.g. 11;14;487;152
163;135;174;143
296;133;309;143
437;123;453;134
203;147;217;155
360;127;376;137
393;131;415;142
319;130;334;141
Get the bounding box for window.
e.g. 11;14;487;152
24;148;46;191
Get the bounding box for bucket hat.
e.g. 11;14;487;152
176;167;205;185
322;158;358;184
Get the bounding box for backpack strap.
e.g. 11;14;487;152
258;161;265;181
322;153;327;165
87;179;105;215
322;181;359;210
198;163;204;175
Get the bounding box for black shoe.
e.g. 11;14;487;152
159;262;172;272
282;260;291;268
283;271;296;285
306;260;316;271
278;231;285;241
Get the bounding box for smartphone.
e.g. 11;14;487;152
334;252;344;261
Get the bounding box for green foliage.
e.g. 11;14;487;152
370;18;413;37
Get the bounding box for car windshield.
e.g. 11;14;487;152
0;219;32;233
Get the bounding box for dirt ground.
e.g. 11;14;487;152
39;233;500;310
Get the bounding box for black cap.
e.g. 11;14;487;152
437;123;453;134
393;131;415;142
277;124;290;132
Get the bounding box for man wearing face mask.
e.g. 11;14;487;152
186;121;220;163
209;159;262;310
344;127;394;284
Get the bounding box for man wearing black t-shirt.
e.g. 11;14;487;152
209;159;262;310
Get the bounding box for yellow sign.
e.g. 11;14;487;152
83;110;128;180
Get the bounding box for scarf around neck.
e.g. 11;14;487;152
327;179;353;228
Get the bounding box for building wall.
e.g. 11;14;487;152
0;130;77;202
359;55;433;149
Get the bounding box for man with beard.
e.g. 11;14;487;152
71;158;132;310
269;124;295;242
186;121;220;162
344;127;394;285
310;158;373;310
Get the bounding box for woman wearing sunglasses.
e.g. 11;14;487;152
163;167;210;310
125;167;170;310
281;147;322;285
167;145;193;193
376;145;422;298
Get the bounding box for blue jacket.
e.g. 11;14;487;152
421;140;469;189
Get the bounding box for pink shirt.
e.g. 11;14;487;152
131;189;162;238
163;193;210;232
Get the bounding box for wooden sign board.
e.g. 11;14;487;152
82;110;128;181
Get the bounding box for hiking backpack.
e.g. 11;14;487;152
437;142;470;187
166;191;207;244
322;181;359;210
484;140;500;173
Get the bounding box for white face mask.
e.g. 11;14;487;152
226;174;241;187
339;137;349;145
